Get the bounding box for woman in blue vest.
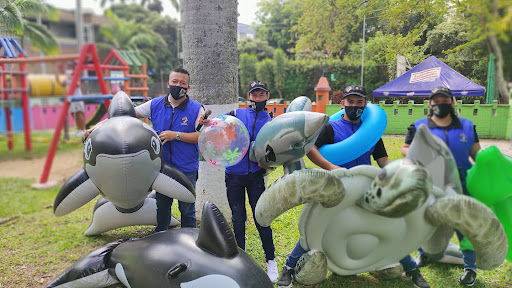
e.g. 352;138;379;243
278;85;430;288
135;68;205;231
223;80;278;283
401;86;481;286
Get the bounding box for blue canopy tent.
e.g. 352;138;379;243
373;56;485;97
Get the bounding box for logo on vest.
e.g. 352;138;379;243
459;132;467;143
181;116;189;125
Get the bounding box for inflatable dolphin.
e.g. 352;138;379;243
53;91;195;235
45;201;274;288
250;110;329;168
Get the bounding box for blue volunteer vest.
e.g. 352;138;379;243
414;117;475;185
330;116;375;169
150;95;202;173
225;107;271;175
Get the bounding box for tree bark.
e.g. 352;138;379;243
489;0;510;104
180;0;238;219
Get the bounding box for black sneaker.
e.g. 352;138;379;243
403;268;430;288
277;266;295;288
459;269;476;286
416;254;428;268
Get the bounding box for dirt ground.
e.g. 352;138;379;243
0;137;510;183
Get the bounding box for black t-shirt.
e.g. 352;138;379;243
315;123;388;161
404;116;479;145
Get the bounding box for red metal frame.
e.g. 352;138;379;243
38;44;111;184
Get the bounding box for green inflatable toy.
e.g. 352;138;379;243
467;145;512;261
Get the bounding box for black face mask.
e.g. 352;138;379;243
345;106;364;121
251;100;267;111
431;103;453;118
169;85;188;100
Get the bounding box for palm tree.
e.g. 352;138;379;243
96;9;166;67
181;0;238;217
97;0;178;12
0;0;59;54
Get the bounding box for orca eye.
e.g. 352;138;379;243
151;136;160;154
84;138;92;160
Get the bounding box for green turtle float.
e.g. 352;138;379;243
255;124;508;285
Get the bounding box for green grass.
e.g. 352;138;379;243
0;136;511;288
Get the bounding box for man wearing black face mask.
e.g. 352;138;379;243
83;68;205;231
200;80;278;282
130;68;204;232
401;86;481;287
279;85;420;288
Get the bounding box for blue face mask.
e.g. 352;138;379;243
169;85;187;100
251;100;267;111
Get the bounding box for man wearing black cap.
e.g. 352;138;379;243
219;80;279;282
278;85;432;288
401;86;481;286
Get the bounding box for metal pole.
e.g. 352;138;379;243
361;15;366;86
36;13;46;73
75;0;84;51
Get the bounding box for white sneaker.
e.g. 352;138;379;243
73;130;85;137
267;259;278;283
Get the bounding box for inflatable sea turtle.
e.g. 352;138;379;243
255;125;508;285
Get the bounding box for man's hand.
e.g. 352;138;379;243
159;130;179;145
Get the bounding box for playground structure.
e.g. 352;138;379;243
0;37;81;151
0;38;149;187
33;44;149;187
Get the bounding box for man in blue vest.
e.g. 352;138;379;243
401;86;481;286
224;80;278;282
83;68;204;231
134;68;204;231
278;85;430;288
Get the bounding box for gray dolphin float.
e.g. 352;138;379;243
250;96;329;173
255;125;507;285
53;91;195;235
45;201;274;288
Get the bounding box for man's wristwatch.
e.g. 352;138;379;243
176;132;181;141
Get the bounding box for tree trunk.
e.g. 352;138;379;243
488;0;510;104
180;0;238;220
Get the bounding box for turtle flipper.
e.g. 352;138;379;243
54;169;100;217
369;263;403;279
151;164;195;203
425;194;508;270
45;240;125;288
294;250;327;285
407;124;462;194
255;168;345;227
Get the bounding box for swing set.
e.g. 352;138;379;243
1;38;149;187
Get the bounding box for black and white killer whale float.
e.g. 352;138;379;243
53;91;195;235
45;201;274;288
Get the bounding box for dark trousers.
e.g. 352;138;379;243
226;172;275;261
155;171;197;232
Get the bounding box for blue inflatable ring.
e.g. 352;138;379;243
318;103;387;165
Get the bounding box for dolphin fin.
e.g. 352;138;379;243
196;201;239;258
54;169;100;217
152;164;196;203
45;240;125;288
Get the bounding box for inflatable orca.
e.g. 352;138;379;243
45;201;274;288
53;91;195;235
